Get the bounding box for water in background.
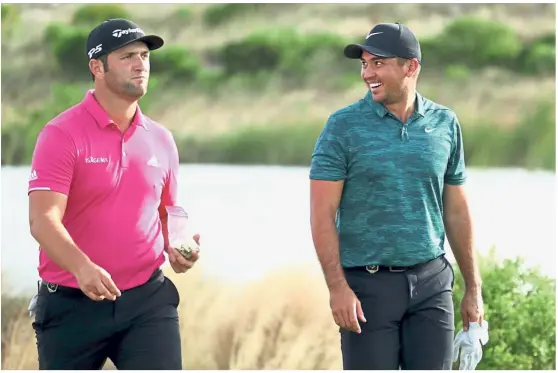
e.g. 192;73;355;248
1;165;555;295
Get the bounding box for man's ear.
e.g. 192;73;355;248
89;59;103;79
406;58;420;78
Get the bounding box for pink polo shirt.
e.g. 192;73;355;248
28;90;179;291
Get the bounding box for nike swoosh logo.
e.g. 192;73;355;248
366;32;383;39
424;127;436;133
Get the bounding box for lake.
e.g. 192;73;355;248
1;164;555;295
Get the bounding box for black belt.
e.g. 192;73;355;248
346;256;443;274
39;269;163;296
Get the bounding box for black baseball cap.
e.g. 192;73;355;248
344;23;421;63
86;18;164;60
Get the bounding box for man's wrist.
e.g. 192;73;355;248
465;281;482;293
327;276;349;293
68;252;93;278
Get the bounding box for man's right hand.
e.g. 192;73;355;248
74;262;121;301
329;283;367;333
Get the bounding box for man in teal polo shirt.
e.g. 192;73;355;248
309;22;485;370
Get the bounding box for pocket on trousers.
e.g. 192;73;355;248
344;270;368;298
164;277;181;307
32;292;80;332
32;294;50;332
440;256;455;290
445;256;456;289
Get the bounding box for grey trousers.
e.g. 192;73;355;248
340;255;455;370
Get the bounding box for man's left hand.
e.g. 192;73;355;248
167;234;201;274
460;287;484;331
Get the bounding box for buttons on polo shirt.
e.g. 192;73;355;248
121;142;129;168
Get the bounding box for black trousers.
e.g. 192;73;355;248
32;269;182;370
340;255;456;370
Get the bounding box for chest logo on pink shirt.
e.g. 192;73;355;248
146;155;160;167
85;157;109;164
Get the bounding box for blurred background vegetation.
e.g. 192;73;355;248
1;3;555;170
1;4;555;370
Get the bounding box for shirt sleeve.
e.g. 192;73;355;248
160;130;179;209
444;114;467;185
28;125;76;196
309;115;349;181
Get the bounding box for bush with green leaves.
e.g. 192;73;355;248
44;23;91;78
451;249;555;370
218;28;352;82
175;122;322;165
150;45;202;82
422;17;523;69
72;4;130;27
203;3;264;27
518;33;556;75
1;4;21;33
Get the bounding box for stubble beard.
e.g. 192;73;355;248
107;76;147;101
121;80;147;100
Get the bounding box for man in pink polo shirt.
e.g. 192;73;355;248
27;18;199;370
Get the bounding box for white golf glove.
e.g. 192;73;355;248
453;320;489;370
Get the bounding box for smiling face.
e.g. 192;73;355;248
360;50;419;105
90;41;150;100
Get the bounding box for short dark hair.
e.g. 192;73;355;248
90;54;109;81
397;57;409;66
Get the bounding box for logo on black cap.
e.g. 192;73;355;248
112;27;143;38
87;44;103;59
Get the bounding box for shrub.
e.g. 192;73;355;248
150;45;202;82
444;64;471;80
533;32;555;48
1;4;20;26
218;30;290;75
218;28;352;82
173;6;193;22
1;4;21;37
203;4;263;27
419;37;445;66
279;32;352;80
451;250;556;370
43;24;91;77
72;4;130;27
424;17;523;69
521;42;555;75
175;122;322;165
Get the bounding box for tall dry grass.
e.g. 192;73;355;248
1;265;342;370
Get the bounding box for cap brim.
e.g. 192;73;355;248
343;44;395;59
136;34;165;51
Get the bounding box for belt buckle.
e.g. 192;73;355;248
389;266;406;273
46;282;58;293
365;265;379;274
